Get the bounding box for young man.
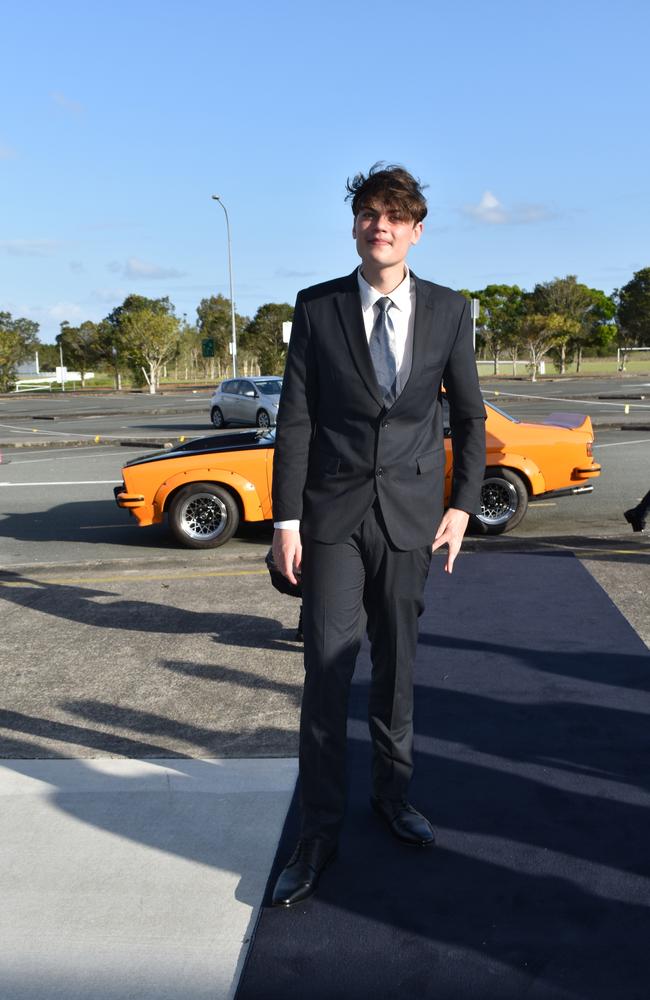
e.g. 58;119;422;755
271;164;486;906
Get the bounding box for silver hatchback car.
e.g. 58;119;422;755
210;376;283;429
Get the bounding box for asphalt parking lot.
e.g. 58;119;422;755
1;375;648;758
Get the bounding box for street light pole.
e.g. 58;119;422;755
211;195;237;378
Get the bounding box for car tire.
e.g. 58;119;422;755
211;407;227;429
256;409;271;428
168;482;239;548
476;467;528;535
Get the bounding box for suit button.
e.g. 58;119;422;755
376;467;384;477
382;421;389;429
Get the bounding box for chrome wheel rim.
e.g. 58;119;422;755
179;492;228;540
212;409;223;428
257;411;270;428
478;478;518;526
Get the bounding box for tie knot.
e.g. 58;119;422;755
377;297;392;315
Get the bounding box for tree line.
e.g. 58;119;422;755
464;268;650;380
1;267;649;393
0;295;293;393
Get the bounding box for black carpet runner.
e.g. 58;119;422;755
236;552;650;1000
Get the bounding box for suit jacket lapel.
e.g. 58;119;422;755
335;269;385;408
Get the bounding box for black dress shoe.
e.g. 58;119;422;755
371;797;436;847
271;838;337;907
624;508;646;532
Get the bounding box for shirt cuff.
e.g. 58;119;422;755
273;520;301;531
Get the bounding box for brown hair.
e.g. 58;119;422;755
345;162;428;223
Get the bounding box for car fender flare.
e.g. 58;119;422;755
485;453;545;496
153;467;268;522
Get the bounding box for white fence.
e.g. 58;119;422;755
14;372;94;392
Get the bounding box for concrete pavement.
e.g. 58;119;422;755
0;757;297;1000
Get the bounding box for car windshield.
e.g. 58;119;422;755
255;380;282;395
485;400;519;423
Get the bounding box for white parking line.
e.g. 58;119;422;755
593;439;650;449
0;422;148;440
7;450;142;465
0;480;121;487
483;390;650;409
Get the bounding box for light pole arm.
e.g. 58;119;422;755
212;195;237;378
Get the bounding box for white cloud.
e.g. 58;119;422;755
1;239;60;257
48;302;86;322
51;91;84;114
108;257;186;280
92;287;128;304
462;190;554;225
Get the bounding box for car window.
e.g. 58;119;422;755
221;381;236;394
485;401;519;423
240;381;257;396
255;380;282;395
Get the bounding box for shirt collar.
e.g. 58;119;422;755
357;265;411;312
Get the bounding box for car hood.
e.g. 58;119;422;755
125;428;275;469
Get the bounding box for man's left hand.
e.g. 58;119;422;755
431;508;470;574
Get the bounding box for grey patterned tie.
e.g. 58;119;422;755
369;296;397;402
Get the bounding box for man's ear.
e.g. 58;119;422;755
352;218;357;238
410;221;423;246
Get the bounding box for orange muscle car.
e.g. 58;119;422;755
114;400;601;546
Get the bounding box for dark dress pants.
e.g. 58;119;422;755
299;501;432;842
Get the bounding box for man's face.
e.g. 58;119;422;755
352;200;423;271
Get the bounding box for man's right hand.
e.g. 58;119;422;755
272;528;302;586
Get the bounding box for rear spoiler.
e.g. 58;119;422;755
540;412;593;434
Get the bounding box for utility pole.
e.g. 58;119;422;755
211;195;237;377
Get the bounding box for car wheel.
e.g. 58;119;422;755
476;467;528;534
256;409;271;428
211;407;226;429
168;483;239;548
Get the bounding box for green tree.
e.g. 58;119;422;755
531;276;593;375
474;284;525;374
56;320;102;387
519;310;580;382
241;302;294;374
0;312;39;391
573;288;617;370
615;268;650;370
106;295;180;393
196;295;248;376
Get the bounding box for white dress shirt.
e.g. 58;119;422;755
274;266;416;531
357;265;415;396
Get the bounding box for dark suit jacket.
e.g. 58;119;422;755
272;269;486;550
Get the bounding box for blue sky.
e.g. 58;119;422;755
2;0;648;343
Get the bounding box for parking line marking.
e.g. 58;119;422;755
482;391;650;409
7;450;139;465
0;568;269;586
593;439;650;448
0;480;121;487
